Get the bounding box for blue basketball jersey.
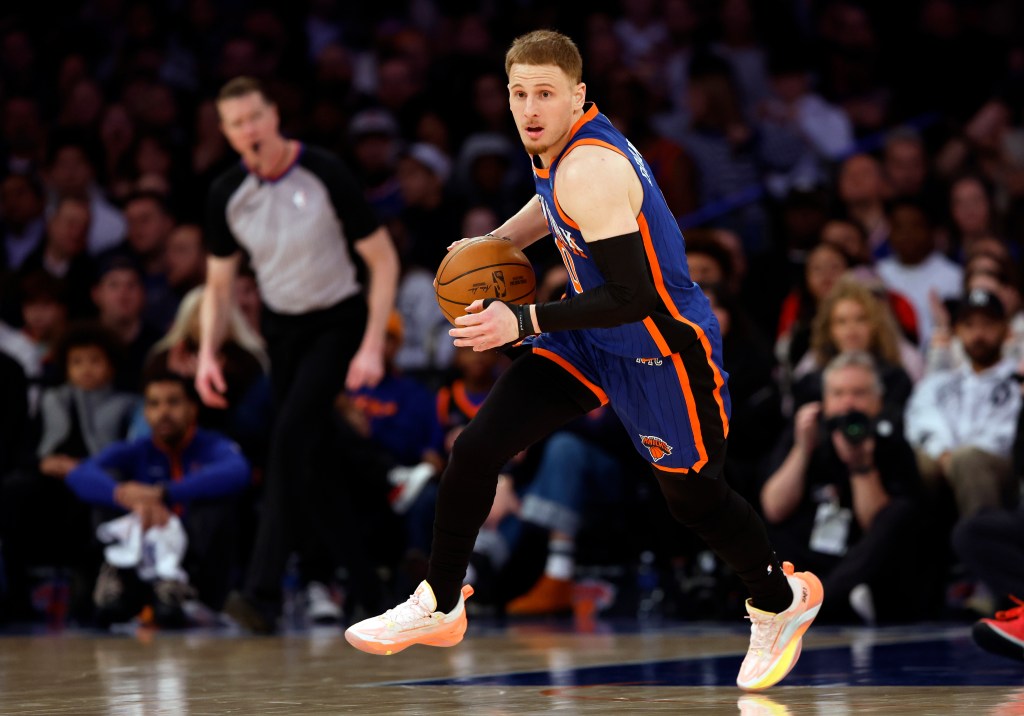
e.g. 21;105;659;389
528;104;732;471
531;104;721;363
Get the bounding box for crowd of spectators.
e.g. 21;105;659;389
2;0;1024;629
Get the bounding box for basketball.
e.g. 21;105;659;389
435;237;536;325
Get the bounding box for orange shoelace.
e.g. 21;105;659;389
993;595;1024;621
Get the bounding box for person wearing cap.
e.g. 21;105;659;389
396;142;461;270
905;287;1022;522
200;76;399;632
349;108;403;221
927;262;1024;375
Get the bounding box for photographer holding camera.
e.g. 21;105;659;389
760;351;923;623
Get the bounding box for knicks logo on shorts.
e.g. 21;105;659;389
640;434;673;462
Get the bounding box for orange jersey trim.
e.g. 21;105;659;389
531;104;600;180
651;462;691;474
637;212;730;441
532;347;609;405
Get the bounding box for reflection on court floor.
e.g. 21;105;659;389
1;621;1022;714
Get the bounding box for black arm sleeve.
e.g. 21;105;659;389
534;231;661;332
204;165;248;257
299;146;380;245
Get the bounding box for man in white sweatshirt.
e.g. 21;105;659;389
905;288;1021;521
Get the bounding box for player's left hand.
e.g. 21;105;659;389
345;345;385;390
451;300;519;351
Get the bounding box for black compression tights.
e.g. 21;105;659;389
427;352;597;611
653;459;794;614
425;352;793;615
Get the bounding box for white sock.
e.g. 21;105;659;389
545;538;575;581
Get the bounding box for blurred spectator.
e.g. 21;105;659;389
954;401;1024;660
703;283;783;502
98;104;137;203
144;286;271;466
761;351;923;623
604;69;699;219
946;175;1000;259
775;242;850;390
759;49;854;197
818;1;890;135
928;262;1024;374
837;153;889;258
100;190;179;330
91;257;163;392
713;0;771;113
883;127;933;205
906;288;1021;522
876;199;962;347
164;224;207;299
10;270;68;387
395;143;461;270
44;131;126;256
502;406;632;616
453;132;531;220
669;53;770;254
66;371;250;626
684;229;735;288
792;276;919;410
0;322;136;623
348;108;404;221
613;0;669;77
333;312;444;598
2;96;45;174
1;172;46;274
15;196;98;320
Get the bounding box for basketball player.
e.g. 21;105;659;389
346;31;821;691
197;77;399;631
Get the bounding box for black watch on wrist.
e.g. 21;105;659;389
849;464;875;476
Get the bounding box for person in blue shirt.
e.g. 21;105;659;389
67;371;249;627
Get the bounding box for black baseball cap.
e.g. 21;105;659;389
955;288;1006;323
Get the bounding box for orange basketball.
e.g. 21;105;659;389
435;237;536;325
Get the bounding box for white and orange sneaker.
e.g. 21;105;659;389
345;581;474;656
736;561;823;691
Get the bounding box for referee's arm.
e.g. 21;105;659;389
348;226;399;390
197;253;240;407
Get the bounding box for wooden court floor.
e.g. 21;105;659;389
0;620;1022;715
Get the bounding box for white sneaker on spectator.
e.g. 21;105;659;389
306;581;341;624
849;583;876;625
387;463;434;514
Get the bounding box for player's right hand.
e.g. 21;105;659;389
195;351;229;408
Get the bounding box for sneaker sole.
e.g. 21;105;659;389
345;617;468;656
972;621;1024;662
738;570;823;691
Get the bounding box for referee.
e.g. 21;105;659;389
197;77;399;632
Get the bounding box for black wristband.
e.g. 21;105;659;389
849;464;875;476
482;299;536;341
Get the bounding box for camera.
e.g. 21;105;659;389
823;410;874;445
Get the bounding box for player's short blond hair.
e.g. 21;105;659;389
505;30;582;85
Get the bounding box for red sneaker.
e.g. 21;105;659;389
973;595;1024;663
